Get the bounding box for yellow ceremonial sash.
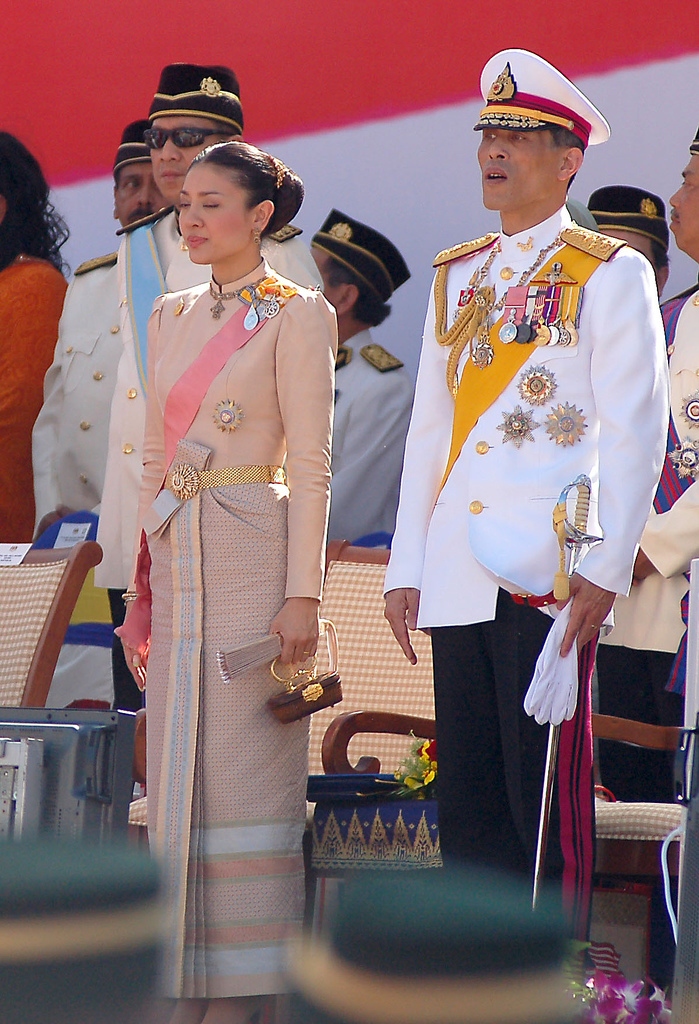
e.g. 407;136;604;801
439;244;605;491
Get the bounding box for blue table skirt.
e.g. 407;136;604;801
311;798;441;872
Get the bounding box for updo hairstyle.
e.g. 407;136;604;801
190;141;304;236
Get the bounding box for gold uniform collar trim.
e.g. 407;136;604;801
433;233;500;267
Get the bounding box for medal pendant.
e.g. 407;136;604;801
211;299;225;320
563;318;579;346
472;342;494;369
499;321;518;344
264;299;281;319
244;305;259;330
535;324;551;347
516;322;534;344
557;323;571;346
547;325;560;346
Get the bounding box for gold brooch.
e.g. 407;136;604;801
546;403;587;445
328;222;353;241
169;464;201;501
497;405;540;448
640;197;658;217
213;399;244;432
200;77;221;96
517;237;534;252
487;63;516;102
518;366;557;406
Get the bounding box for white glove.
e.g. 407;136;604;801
523;604;579;726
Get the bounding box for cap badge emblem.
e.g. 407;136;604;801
200;77;222;97
640;198;658;217
329;222;353;241
487;63;516;102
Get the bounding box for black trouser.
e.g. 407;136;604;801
596;644;683;802
108;588;144;712
431;590;562;879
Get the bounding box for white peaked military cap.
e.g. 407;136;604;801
474;48;610;148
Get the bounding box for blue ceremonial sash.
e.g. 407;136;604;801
124;225;168;395
656;294;695;694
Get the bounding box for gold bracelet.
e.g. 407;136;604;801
122;590;140;603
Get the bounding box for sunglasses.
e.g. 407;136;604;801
143;126;233;150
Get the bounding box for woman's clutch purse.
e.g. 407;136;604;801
217;619;342;724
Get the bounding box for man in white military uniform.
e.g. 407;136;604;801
31;120;164;708
384;50;668;934
311;210;413;541
97;63;321;708
586;186;685;803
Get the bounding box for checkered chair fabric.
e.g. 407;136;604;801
595;799;682;842
309;560;434;776
0;561;66;705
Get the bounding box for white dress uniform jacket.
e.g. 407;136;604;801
32;257;120;523
95;210;321;588
329;328;413;541
384;207;669;629
602;290;699;653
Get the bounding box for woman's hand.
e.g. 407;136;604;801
117;604;149;689
269;597;320;665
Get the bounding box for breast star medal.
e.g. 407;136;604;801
670;437;699;479
213;399;244;432
497;405;540;448
681;392;699;428
518;366;557;406
546;403;587;445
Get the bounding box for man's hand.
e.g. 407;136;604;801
558;573;615;657
384;587;420;664
632;548;657;584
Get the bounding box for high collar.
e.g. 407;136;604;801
498;206;572;266
212;258;268;294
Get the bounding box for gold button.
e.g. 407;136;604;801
110;325;120;334
127;388;138;399
667;344;675;355
123;444;134;454
500;267;514;281
120;297;127;307
475;441;490;455
79;473;88;484
66;345;73;353
469;500;484;515
693;293;699;306
93;371;104;381
80;420;90;431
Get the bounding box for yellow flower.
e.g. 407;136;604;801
424;770;436;785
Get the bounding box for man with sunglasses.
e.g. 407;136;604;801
95;63;321;711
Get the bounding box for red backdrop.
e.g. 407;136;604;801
3;0;699;185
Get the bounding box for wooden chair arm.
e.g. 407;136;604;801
132;708;147;786
325;540;390;570
321;710;436;774
592;713;681;751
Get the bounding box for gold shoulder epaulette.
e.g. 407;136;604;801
433;233;499;267
116;205;174;236
360;343;404;373
561;225;626;262
336;344;353;370
74;252;118;276
267;223;302;244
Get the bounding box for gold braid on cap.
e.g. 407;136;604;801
270;156;286;190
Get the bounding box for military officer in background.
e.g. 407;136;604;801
97;63;321;709
30;120;164;709
588;184;670;294
311;210;413;541
591;171;698;802
384;49;668;936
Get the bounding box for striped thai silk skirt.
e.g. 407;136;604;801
146;439;308;998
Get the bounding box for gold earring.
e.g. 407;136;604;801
253;229;261;245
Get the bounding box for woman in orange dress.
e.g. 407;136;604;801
119;142;336;1024
0;132;68;541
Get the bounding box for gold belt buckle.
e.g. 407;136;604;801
169;463;201;500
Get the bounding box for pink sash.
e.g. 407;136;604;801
163;305;266;467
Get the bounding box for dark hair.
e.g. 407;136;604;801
325;257;391;327
190;141;303;235
543;125;584;191
0;132;69;274
650;239;669;273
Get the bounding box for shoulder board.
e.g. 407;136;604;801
74;252;118;276
663;280;699;306
336;344;353;370
560;225;626;261
433;233;499;267
267;224;302;244
116;205;174;236
360;343;404;373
